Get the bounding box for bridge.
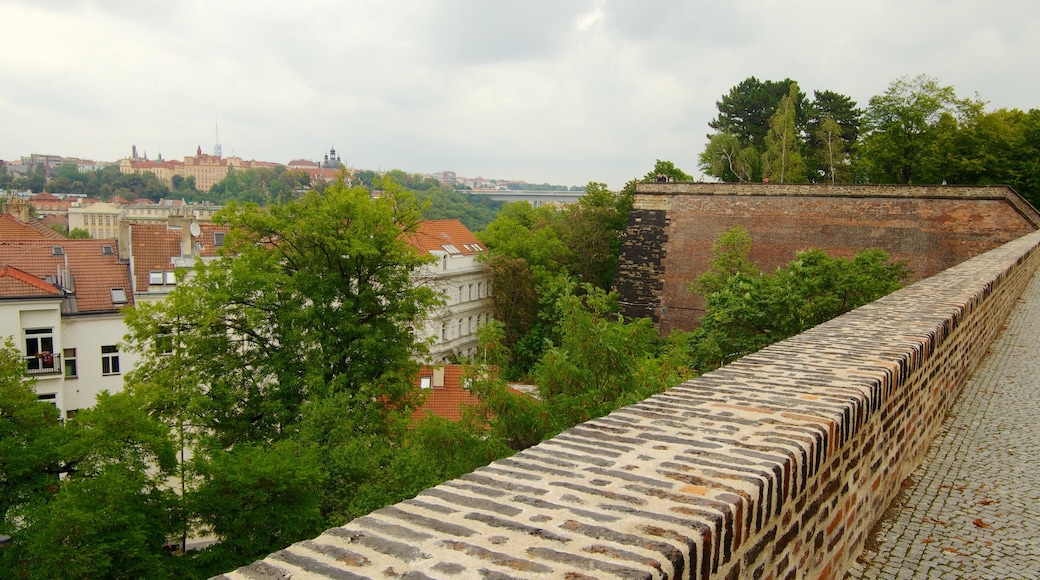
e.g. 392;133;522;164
469;189;585;207
217;185;1040;579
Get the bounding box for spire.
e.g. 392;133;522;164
213;118;223;158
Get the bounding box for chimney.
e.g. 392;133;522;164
3;198;31;222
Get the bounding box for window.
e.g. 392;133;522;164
111;288;127;304
420;376;432;389
102;245;114;255
441;255;448;270
457;318;463;337
64;348;77;378
164;271;177;285
101;345;120;375
149;271;164;285
468;284;473;300
467;316;473;334
478;282;483;298
51;246;64;256
441;323;447;341
458;286;463;302
213;232;225;247
25;328;56;373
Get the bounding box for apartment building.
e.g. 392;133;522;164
405;220;493;363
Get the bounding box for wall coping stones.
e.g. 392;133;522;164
217;229;1040;580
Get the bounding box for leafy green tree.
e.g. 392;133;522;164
0;338;64;529
125;181;439;447
761;83;808;183
804;90;862;182
189;440;324;569
690;230;910;372
13;164;47;193
708;77;806;153
643;159;693;182
699;132;758;182
814;117;851;183
859;74;984;184
691;226;759;296
534;285;663;430
558;182;632;289
68;227;91;239
3;391;181;580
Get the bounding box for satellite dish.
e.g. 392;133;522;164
189;222;201;237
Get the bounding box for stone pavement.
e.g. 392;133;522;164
847;272;1040;579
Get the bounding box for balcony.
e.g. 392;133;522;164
25;353;62;377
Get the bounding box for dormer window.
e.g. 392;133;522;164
110;288;127;304
213;232;225;247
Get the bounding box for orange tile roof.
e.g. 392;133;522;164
0;213;67;240
197;223;231;257
128;224;182;290
404;220;485;255
0;264;61;298
411;365;484;422
0;240;132;313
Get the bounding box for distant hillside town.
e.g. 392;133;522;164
0;146;579;195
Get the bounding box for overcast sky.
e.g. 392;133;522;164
2;0;1038;189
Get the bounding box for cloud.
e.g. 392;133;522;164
2;0;1039;189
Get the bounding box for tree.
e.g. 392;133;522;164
125;180;440;447
699;132;758;182
0;338;64;529
761;83;808;183
68;227;91;239
708;77;805;153
815;117;850;183
805;90;861;183
2;388;182;580
691;226;759;296
534;285;663;430
689;230;910;372
859;74;984;184
643;159;692;182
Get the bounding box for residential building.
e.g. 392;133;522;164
405;220;493;363
0;237;136;419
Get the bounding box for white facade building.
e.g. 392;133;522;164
406;220;493;363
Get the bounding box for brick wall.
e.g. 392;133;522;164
218;230;1040;579
616;183;1040;334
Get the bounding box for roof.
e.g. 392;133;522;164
411;365;484;422
197;223;231;257
405;220;485;256
128;223;182;290
0;213;68;241
0;240;132;312
0;264;61;298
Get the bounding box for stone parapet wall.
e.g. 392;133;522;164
617;183;1040;334
219;231;1040;579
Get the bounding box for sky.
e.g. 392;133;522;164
2;0;1039;190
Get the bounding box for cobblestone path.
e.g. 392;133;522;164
847;272;1040;579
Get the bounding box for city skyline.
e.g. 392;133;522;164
3;0;1039;190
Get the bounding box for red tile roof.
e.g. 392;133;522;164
0;240;132;312
0;264;61;298
404;220;485;255
0;213;67;240
128;224;181;291
411;365;484;422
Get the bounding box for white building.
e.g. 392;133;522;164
405;220;493;363
0;236;137;419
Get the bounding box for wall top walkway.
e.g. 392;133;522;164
848;259;1040;578
632;183;1040;227
218;230;1040;580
